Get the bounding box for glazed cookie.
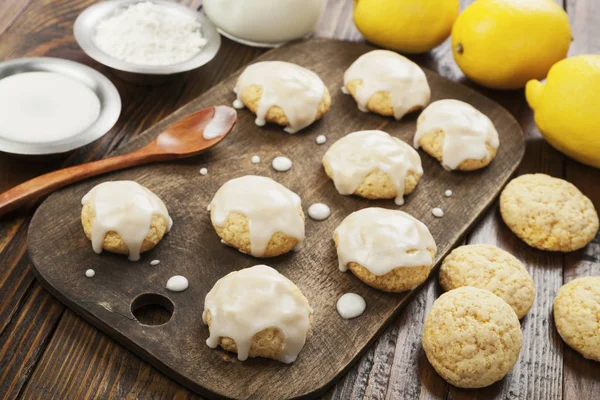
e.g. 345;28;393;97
81;181;172;261
233;61;331;133
422;287;523;388
334;208;437;292
209;175;305;257
203;265;313;363
322;130;423;205
553;276;600;361
439;244;535;319
500;174;599;252
414;99;500;171
342;50;430;120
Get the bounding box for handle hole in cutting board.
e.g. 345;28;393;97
131;293;174;326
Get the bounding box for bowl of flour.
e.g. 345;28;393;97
74;0;221;84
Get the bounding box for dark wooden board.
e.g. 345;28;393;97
27;39;524;400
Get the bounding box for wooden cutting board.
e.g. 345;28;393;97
28;39;524;400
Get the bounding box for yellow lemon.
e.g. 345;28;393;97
452;0;571;90
526;55;600;168
353;0;459;54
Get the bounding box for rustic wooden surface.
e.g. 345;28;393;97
27;38;524;399
0;0;598;399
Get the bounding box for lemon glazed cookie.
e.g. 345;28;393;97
203;265;313;363
439;244;535;319
422;287;523;388
233;61;331;133
81;181;172;261
553;276;600;362
500;174;599;252
209;175;305;257
414;99;500;171
322;130;423;205
342;50;431;120
334;207;437;292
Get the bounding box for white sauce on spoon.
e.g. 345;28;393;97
166;275;189;292
308;203;330;220
272;156;292;172
0;72;101;143
414;99;500;170
203;106;236;140
203;265;312;363
335;208;436;276
343;50;430;120
233;61;326;133
323;130;423;205
209;176;305;257
336;293;366;319
81;181;172;261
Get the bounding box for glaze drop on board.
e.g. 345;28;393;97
414;99;500;170
335;208;436;276
272;156;292;172
343;50;430;120
308;203;331;220
324;130;423;205
233;61;326;133
209;176;304;257
336;293;366;319
81;181;172;261
202;265;312;363
166;275;189;292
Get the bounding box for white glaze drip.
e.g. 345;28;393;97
315;135;326;144
202;265;312;363
199;168;208;175
444;189;453;197
272;156;292;172
166;275;189;292
336;293;366;319
414;99;500;170
209;176;304;257
150;259;160;266
343;50;430;120
233;61;326;133
81;181;172;261
85;269;95;278
432;207;444;217
308;203;330;220
323;130;423;205
251;155;261;164
335;208;436;276
203;106;236;140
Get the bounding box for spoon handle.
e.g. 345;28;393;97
0;147;157;218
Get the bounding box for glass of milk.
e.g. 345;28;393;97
203;0;325;47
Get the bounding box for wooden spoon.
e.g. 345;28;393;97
0;105;237;218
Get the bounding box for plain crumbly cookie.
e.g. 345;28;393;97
553;276;600;361
416;129;498;171
210;207;305;257
322;158;421;200
439;244;536;319
422;287;523;388
499;174;599;252
81;202;169;256
238;84;331;128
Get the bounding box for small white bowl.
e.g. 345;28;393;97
0;57;121;156
74;0;221;84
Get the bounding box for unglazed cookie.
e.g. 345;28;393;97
422;287;523;388
322;130;423;205
203;265;313;363
233;61;331;133
334;208;437;292
414;99;500;171
209;175;305;257
500;174;599;252
81;181;172;261
553;276;600;361
342;50;430;120
439;244;535;319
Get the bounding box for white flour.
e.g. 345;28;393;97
94;2;207;66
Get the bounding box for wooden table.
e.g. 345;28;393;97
0;1;598;399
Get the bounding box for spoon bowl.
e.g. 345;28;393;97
0;105;237;218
